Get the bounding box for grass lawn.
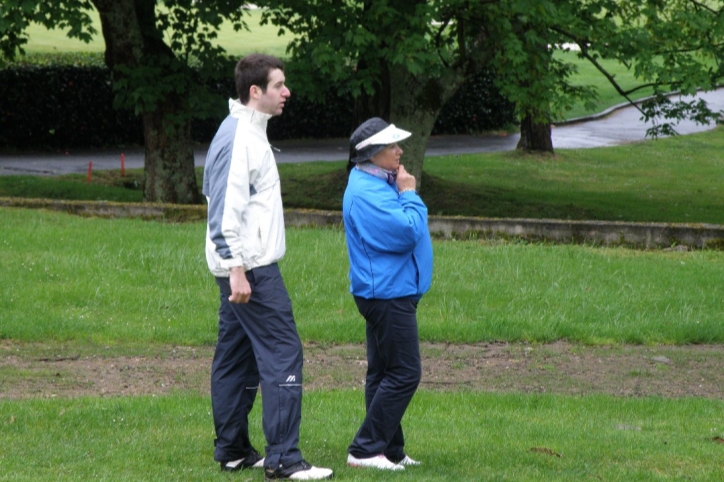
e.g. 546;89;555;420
554;50;655;120
2;190;724;481
23;8;291;57
421;127;724;223
3;127;724;224
2;207;724;347
1;391;722;481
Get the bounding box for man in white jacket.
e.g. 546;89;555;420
203;54;333;481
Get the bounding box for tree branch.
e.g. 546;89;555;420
685;0;718;14
576;46;647;117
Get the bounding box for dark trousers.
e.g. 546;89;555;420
211;263;303;470
348;296;422;461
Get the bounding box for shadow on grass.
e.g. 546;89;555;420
278;167;599;220
281;168;348;211
1;164;703;224
421;172;598;220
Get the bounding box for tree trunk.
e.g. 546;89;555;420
92;0;201;204
143;108;200;204
517;110;554;153
388;69;460;191
353;61;390;127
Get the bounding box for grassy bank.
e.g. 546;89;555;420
3;127;724;224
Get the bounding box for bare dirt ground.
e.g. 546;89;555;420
2;341;722;400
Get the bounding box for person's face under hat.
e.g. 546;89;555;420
370;142;404;171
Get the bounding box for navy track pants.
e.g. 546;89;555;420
211;263;304;470
348;296;422;461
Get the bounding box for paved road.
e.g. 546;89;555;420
1;89;722;176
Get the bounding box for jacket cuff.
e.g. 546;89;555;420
220;258;246;271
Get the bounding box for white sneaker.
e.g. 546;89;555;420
222;457;264;470
396;455;421;466
264;459;333;480
286;466;334;481
220;450;265;471
347;453;404;471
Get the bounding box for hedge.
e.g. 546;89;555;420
0;60;515;150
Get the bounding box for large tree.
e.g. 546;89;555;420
497;0;724;152
261;0;724;162
569;0;724;137
487;1;595;153
259;1;615;159
0;0;250;204
259;0;495;187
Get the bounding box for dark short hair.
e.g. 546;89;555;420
235;54;285;104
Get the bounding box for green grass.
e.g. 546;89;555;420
2;207;724;346
4;128;724;224
555;50;655;119
421;128;724;223
0;391;722;481
0;172;143;203
23;8;292;58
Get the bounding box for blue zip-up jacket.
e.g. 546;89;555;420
342;168;433;299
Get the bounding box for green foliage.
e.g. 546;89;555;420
0;1;250;121
555;0;724;136
0;0;97;61
259;0;489;100
2;50;104;66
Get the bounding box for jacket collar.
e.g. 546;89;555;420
228;99;272;128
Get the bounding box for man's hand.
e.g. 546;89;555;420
229;266;252;303
396;164;417;192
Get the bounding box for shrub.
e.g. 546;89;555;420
0;55;515;150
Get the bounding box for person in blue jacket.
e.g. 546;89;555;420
342;117;434;471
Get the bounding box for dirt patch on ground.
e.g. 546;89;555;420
1;341;722;400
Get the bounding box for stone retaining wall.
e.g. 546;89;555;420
3;197;724;250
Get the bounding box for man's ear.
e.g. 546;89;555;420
249;85;260;100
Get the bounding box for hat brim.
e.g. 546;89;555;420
354;124;412;150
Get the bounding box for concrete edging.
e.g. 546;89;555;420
3;197;724;249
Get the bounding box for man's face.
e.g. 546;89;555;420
254;68;291;116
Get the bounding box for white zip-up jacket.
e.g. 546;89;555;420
203;99;285;277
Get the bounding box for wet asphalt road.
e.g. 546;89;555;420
1;89;722;176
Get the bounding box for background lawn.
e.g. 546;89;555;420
20;8;659;121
